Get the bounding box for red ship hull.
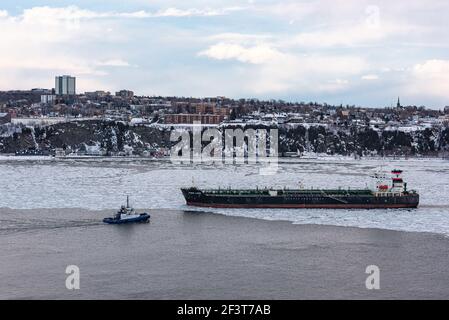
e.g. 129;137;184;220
186;202;419;209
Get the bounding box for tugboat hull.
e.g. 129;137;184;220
103;213;150;224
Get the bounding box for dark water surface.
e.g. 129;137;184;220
1;208;449;299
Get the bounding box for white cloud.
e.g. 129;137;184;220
413;59;449;75
254;1;318;21
96;59;131;67
206;33;272;44
153;7;244;17
21;6;106;21
1;2;448;106
199;41;368;94
405;59;449;99
362;74;379;80
0;5;244;91
291;22;411;48
16;5;244;22
198;43;285;64
0;7;125;91
251;55;366;94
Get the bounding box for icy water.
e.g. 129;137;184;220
0;156;449;235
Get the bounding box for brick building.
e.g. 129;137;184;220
164;113;224;124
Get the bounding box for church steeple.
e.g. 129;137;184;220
397;97;401;108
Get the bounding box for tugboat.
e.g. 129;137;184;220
103;196;150;224
181;170;419;209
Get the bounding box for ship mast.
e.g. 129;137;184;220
372;169;388;193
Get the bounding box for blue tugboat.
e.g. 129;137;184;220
103;196;150;224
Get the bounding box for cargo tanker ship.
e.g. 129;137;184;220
181;170;419;209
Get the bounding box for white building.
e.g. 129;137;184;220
55;75;76;95
41;94;56;104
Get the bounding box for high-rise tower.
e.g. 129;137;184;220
55;75;76;95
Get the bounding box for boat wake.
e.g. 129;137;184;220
0;218;102;235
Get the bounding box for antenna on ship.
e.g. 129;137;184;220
126;195;129;208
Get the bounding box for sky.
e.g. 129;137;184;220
0;0;448;109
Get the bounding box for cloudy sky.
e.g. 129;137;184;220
0;0;448;108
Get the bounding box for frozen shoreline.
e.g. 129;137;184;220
0;153;447;162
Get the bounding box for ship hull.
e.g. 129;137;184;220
103;213;150;224
181;188;419;209
185;202;418;209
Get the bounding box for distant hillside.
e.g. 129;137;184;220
1;120;449;157
0;120;172;155
278;125;449;157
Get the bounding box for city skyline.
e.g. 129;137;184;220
0;1;449;109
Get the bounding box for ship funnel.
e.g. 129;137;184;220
392;169;403;177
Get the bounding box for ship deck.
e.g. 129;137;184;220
197;188;374;196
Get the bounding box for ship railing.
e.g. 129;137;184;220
374;192;404;197
202;188;373;197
